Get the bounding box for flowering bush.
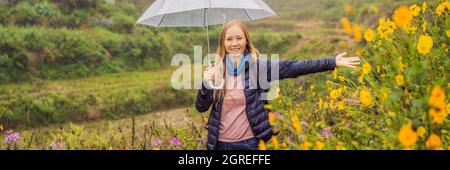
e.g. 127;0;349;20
263;0;449;150
0;118;206;150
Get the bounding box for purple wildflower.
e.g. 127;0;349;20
345;122;350;128
3;132;21;144
151;138;162;146
50;140;66;150
301;120;308;128
170;137;181;146
287;135;292;143
321;127;333;139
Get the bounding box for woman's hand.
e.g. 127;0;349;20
335;52;361;69
203;65;215;82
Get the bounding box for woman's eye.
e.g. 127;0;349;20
237;38;242;40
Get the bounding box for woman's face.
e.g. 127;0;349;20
224;25;247;57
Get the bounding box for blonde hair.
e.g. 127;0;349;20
212;20;259;103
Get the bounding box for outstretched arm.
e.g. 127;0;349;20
265;52;360;81
278;57;336;80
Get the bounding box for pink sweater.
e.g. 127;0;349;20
218;74;255;142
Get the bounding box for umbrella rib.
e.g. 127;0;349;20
243;9;253;21
157;14;165;27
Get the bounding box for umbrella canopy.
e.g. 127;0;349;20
136;0;276;27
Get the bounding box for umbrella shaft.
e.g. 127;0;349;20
205;8;211;66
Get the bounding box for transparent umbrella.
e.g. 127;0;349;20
136;0;277;88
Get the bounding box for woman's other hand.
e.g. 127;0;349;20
335;52;361;69
204;65;215;82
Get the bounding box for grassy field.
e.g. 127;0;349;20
0;67;196;129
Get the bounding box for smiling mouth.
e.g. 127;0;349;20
230;48;240;52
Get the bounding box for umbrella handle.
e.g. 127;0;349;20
208;79;225;89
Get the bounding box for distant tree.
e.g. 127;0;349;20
51;0;99;12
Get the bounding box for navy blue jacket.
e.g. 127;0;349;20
195;57;336;150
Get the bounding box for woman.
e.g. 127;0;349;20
195;20;360;150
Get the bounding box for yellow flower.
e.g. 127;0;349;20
436;5;445;16
392;6;413;28
353;23;362;42
302;140;312;150
444;43;450;52
427;86;446;124
428;86;445;108
315;141;325;150
271;136;279;149
436;1;450;16
337;101;345;111
108;146;113;150
380;89;388;100
403;26;417;34
388;111;396;118
428;108;447;124
268;112;275;126
447;103;450;114
291;114;302;134
396;74;404;86
359;89;373;107
362;63;371;75
371;5;379;14
447;30;450;37
409;4;421;16
259;140;267;150
364;28;375;42
341;17;352;35
281;142;287;149
422;2;427;13
426;134;441;150
421;20;427;32
417;35;433;55
326;80;334;87
345;5;353;14
377;18;396;39
398;121;418;147
0;124;3;131
358;75;364;84
330;89;341;100
417;127;426;138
